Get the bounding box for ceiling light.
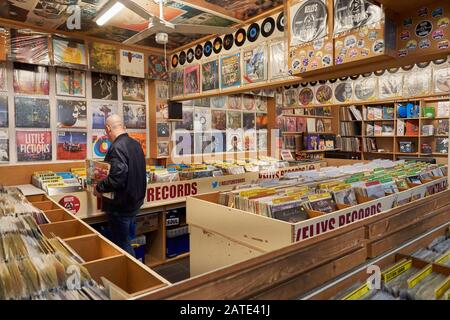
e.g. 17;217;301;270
95;1;125;26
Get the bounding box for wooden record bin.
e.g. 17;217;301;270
26;195;171;298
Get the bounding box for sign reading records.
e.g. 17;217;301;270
291;0;328;45
334;0;383;35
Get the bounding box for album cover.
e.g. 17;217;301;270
148;55;168;80
0;28;5;61
52;37;87;68
243;130;257;151
92;101;118;129
436;138;449;154
284;88;298;106
171;70;184;97
227;129;243;152
243;95;256;111
184;65;200;94
122;76;145;102
123;104;146;129
355;77;377;100
15;97;50;128
0;130;8;162
92;133;112;159
89;42;117;74
91;72;118;100
227;111;242;130
290;0;328;46
175;132;195;156
129;132;147;156
379;73;403;98
10;29;50;65
256;113;268;130
243;45;267;84
156;103;169;121
257;130;268;150
255;96;268;112
175;107;194;131
334;81;353;103
13;63;49;95
316;84;333;103
157;123;170;137
270;40;286;79
56;131;87;160
227;94;242;110
120;49;145;78
16;131;52;162
221;53;241;89
299;87;314;105
57;100;87;129
202;60;219;91
194;108;212;132
403;70;431;97
210;131;226;153
211;110;226;130
194;132;213;154
157;141;169;157
211;96;227;108
243;112;256;130
156;83;169;100
56;68;85;97
434;67;450;93
334;0;383;35
0;95;7;128
0;63;6;91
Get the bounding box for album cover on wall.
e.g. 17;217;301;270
123;104;146;129
227;111;242;130
52;37;87;68
156;83;169;100
15;97;50;128
211;110;226;130
157;141;169;157
211;96;227;108
194;132;213;154
434;67;450;93
333;0;383;35
56;68;85;97
258;130;268;150
171;70;184;97
91;72;118;100
16;131;52;162
227;94;242;110
202;60;219;92
92;133;112;159
157;123;170;137
269;40;287;79
255;96;268;112
120;49;145;78
290;0;328;46
148;55;168;80
243;95;256;111
243;112;256;130
256;113;268;129
243;130;257;151
299;87;314;105
0;28;7;61
403;70;431;97
10;29;50;65
284;88;298;106
184;65;200;95
334;81;354;103
227;129;243;152
243;45;267;84
92;101;118;129
175;132;195;156
0;130;8;162
56;131;87;160
221;53;241;89
210;131;226;153
379;73;403;98
13;63;49;95
316;84;333;103
175;107;194;130
57;100;87;129
156;103;169;121
355;77;377;100
194;107;212;132
122;76;145;102
89;42;117;74
0;95;7;128
129;132;147;156
0;63;6;91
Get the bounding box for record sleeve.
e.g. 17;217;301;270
255;96;268;112
243;94;256;111
211;131;226;153
334;81;354;103
316;84;333;103
269;40;287;79
0;62;6;91
171;70;184;97
243;45;267;84
243;112;256;130
92;133;112;159
0;28;6;61
378;73;403;99
354;76;377;100
403;69;431;97
156;83;169;100
123;104;146;129
202;60;219;92
15;97;50;128
433;66;450;93
227;110;242;130
184;65;200;95
122;76;145;102
89;42;117;74
284;88;299;106
13;63;49;95
92;101;118;130
211;96;227;108
157;141;169;157
0;129;8;162
157;123;170;138
16;131;52;162
256;113;268;130
148;55;168;80
0;95;8;128
227;129;243;152
299;87;314;105
221;53;241;89
175;107;194;131
175;132;194;156
194;107;211;131
211;110;227;130
120;49;145;78
52;36;87;68
290;0;328;46
56;68;85;97
243;130;257;151
227;94;242;110
156;103;169;121
257;130;268;150
56;100;87;129
194;132;213;154
129;132;147;156
334;0;383;35
56;131;87;161
9;29;50;65
91;72;118;100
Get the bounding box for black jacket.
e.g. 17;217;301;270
96;133;146;215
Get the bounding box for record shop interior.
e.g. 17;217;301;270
0;0;450;301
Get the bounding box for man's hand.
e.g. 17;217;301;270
93;185;102;198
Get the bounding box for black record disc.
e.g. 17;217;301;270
350;74;360;80
261;17;275;37
247;23;260;42
213;37;222;54
417;61;430;68
276;12;284;32
187;48;194;63
319;79;327;84
179;51;186;65
293;84;300;88
292;0;327;43
223;34;234;50
402;65;414;71
362;72;372;77
329;78;337;83
387;67;399;74
433;57;447;65
309;81;318;86
374;69;385;76
171;54;178;68
235;28;246;47
195;44;203;60
204;41;213;57
339;76;348;81
300;82;308;87
284;85;291;89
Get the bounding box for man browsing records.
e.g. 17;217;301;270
94;114;146;257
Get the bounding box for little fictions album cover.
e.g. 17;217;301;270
16;131;52;162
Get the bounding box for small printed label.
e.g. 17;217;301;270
313;38;324;50
418;7;428;17
335;55;344;65
373;40;385;53
432;7;444;18
438;40;449;49
357;39;365;48
349;48;358;58
345;35;357;48
398;49;408;57
400;31;410;41
416;20;433;37
322;55;332;65
406;40;418;50
403;18;413;27
368;31;378;41
437;17;449;28
432;29;445;40
361;48;370;56
419;38;431;49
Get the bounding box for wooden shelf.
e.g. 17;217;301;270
364;119;395;122
368;136;395;138
282;131;334;135
365;151;394;154
396;152;419;155
340;120;362;122
283;115;334;119
397;135;419;138
297;149;340;154
146;252;190;268
397;118;420;120
421;117;450;120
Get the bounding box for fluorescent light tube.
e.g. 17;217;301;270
96;2;125;26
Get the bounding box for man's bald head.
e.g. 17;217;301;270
105;114;126;142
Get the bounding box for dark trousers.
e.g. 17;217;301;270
107;211;137;258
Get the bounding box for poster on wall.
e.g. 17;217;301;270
129;132;147;156
0;96;8;128
256;113;268;130
92;101;118;130
378;73;403;99
13;63;49;95
171;70;184;97
175;107;194;130
299;87;314;105
120;49;145;78
52;37;87;68
0;130;8;162
123;104;146;129
0;63;6;91
221;53;241;89
56;68;86;97
157;141;169;157
333;0;383;35
256;96;268;112
15;97;50;128
355;76;377;100
122;76;145;102
243;45;267;84
89;42;117;74
202;60;219;92
184;65;200;95
10;29;50;65
91;72;118;100
194;132;213;154
56;131;87;160
211;110;226;130
148;55;168;80
16;131;52;162
92;133;112;159
0;28;6;62
57;100;87;129
243;95;256;111
269;40;287;79
194;108;211;132
290;0;328;46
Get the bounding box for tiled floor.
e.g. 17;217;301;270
153;257;190;283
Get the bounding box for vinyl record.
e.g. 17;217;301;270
387;68;399;74
292;0;328;43
171;54;179;68
374;69;385;76
339;76;348;81
187;48;194;63
213;37;222;54
329;78;337;83
402;64;414;71
350;74;360;80
235;28;246;47
284;85;291;89
247;23;260;42
223;34;234;50
179;51;186;65
293;84;300;88
204;41;213;57
195;44;203;60
309;81;318;86
362;72;372;77
276;12;285;32
261;17;275;38
300;82;308;87
433;57;447;65
417;61;430;68
319;79;327;84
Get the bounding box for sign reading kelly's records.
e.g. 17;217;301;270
290;0;328;46
120;49;145;78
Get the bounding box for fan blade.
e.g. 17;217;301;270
122;27;158;45
118;0;157;21
174;24;235;35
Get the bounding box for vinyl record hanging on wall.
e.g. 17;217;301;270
171;54;179;68
204;41;213;57
261;17;275;37
247;23;260;42
291;0;328;43
195;44;203;60
235;28;246;46
223;34;234;50
213;37;223;54
187;48;194;63
277;12;285;32
179;51;186;65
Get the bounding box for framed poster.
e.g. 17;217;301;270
16;131;52;162
92;101;118;130
184;65;200;95
52;36;87;68
56;68;86;97
354;76;378;100
15;97;50;128
194;107;211;131
57;100;87;129
120;49;145;78
56;131;87;160
211;110;226;130
89;42;117;73
227;110;242;130
221;53;241;89
91;72;118;100
226;129;243;152
202;59;220;92
378;72;403;99
157;141;169;157
122;76;145;102
175;107;194;131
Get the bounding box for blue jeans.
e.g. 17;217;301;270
107;211;137;258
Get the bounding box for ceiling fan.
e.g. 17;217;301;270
95;0;236;45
